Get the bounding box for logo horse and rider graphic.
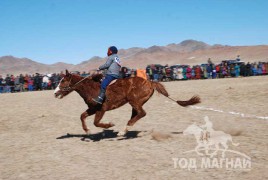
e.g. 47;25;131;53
183;116;240;158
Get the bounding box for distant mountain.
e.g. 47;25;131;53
75;56;104;72
166;40;210;52
119;47;145;59
0;56;74;75
1;40;268;75
79;56;103;64
117;40;268;68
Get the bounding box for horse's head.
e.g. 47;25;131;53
183;123;201;136
54;70;76;99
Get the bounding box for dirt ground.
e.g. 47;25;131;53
1;76;268;180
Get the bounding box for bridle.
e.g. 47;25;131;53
60;74;92;92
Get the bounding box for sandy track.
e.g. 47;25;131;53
1;76;268;180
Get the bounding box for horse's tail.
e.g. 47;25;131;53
176;96;201;107
151;81;169;97
151;81;201;107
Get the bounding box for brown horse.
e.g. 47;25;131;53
54;70;200;136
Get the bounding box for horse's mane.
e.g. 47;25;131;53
90;73;103;83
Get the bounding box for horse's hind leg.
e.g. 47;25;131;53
80;109;96;134
118;106;146;136
93;110;115;129
127;107;146;126
130;108;138;121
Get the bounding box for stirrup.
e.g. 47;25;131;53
92;96;103;104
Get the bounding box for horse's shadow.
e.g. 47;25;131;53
56;130;143;142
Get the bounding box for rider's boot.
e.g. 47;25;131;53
92;88;106;104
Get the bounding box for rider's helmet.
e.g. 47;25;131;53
107;46;118;56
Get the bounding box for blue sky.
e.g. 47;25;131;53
0;0;267;64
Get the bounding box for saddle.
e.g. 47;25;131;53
109;79;117;86
91;74;121;87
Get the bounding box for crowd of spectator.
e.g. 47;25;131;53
0;71;94;94
146;60;268;82
0;73;62;93
0;57;267;94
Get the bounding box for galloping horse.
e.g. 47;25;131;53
54;70;201;136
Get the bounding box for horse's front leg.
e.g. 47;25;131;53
93;110;115;129
80;109;96;134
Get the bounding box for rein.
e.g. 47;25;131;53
62;74;92;92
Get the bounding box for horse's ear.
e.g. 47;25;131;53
66;69;70;76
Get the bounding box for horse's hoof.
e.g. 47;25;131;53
117;131;126;136
85;130;91;135
109;122;115;127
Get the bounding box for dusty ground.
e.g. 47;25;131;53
1;76;268;180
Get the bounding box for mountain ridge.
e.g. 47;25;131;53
1;40;268;75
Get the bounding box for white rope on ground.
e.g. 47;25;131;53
190;105;268;120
